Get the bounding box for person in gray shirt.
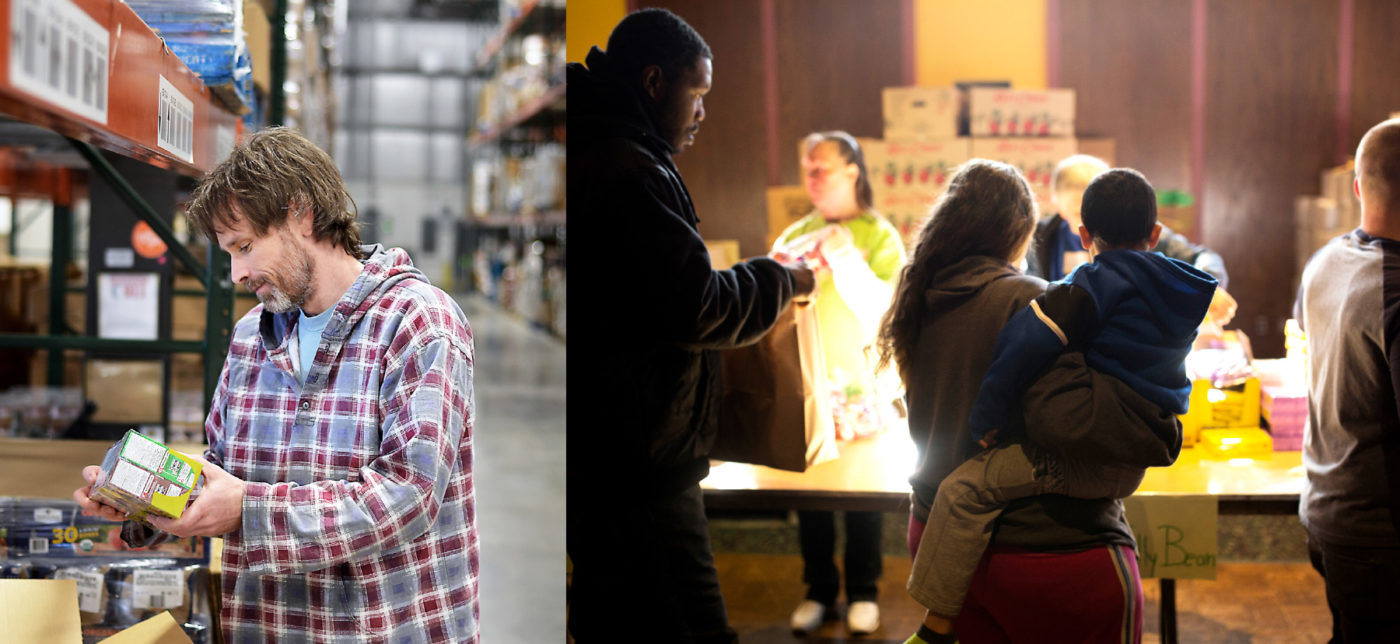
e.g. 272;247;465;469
1296;116;1400;643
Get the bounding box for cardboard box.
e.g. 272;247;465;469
863;138;971;243
244;0;271;93
704;240;741;271
865;138;971;196
765;186;815;250
882;86;960;140
1320;161;1359;221
1294;195;1358;284
89;431;203;521
969;138;1079;213
0;581;193;644
98;611;194;644
0;579;82;644
969;88;1076;137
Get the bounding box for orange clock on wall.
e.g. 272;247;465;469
131;221;168;260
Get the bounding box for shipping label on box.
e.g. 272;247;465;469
882;86;959;140
969;88;1076;137
89;431;203;521
969;138;1078;211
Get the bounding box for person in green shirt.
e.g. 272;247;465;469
773;131;906;636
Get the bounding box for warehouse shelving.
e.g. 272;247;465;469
468;82;565;145
0;0;241;414
463;0;565;338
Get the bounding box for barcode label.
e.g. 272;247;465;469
8;0;108;124
132;569;184;609
28;537;48;554
157;76;195;163
216;124;235;164
54;569;104;613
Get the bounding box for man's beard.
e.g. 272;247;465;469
252;238;315;314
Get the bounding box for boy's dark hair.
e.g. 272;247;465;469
1080;168;1157;248
606;8;712;85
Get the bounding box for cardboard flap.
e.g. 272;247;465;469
98;611;194;644
0;579;83;644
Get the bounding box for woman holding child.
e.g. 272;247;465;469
878;159;1154;644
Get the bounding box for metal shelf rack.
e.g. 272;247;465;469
0;0;241;411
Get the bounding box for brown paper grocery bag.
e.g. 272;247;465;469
713;303;839;471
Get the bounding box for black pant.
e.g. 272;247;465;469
569;483;737;644
797;510;884;605
1307;532;1400;643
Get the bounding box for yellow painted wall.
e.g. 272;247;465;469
913;0;1046;89
567;0;629;64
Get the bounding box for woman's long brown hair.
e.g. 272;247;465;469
875;159;1038;382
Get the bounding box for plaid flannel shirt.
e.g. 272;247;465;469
203;245;479;642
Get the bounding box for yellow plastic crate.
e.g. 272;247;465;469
1179;377;1261;447
1198;427;1273;459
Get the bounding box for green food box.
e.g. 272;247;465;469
89;430;203;521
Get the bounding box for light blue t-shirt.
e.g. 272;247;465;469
296;306;334;385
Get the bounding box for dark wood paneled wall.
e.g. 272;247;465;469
636;0;769;257
1202;0;1337;358
1057;0;1385;358
1056;0;1194;196
1350;0;1400;153
773;0;906;186
637;0;907;259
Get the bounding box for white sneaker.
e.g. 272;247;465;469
846;600;880;635
789;599;827;634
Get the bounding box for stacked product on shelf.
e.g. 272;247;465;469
281;0;336;147
467;0;565;337
0;387;85;439
0;497;214;643
124;0;254;116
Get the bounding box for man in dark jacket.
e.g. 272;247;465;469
566;8;815;643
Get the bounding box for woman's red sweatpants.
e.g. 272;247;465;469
908;514;1143;644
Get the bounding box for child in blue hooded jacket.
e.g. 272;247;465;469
905;168;1218;644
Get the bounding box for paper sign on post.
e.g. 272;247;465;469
1123;494;1218;580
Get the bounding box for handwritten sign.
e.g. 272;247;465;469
1123;494;1218;580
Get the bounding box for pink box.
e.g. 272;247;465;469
1272;433;1304;451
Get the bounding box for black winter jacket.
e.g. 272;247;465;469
567;48;796;497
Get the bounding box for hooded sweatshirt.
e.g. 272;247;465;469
905;255;1134;550
568;48;797;497
969;249;1217;443
204;244;479;643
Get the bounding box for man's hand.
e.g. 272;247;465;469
786;262;817;302
147;455;245;538
74;466;129;522
978;429;1000;450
